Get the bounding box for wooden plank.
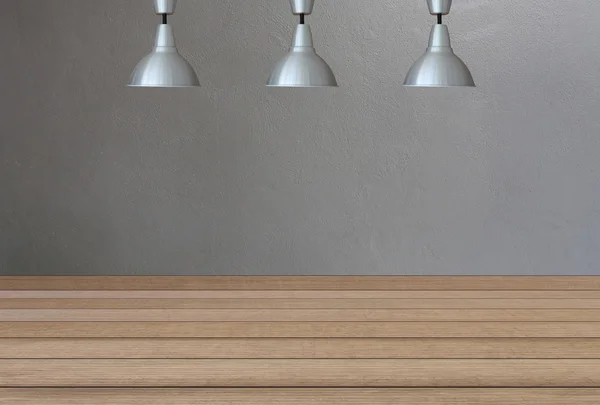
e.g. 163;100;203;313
2;359;600;387
2;389;600;405
4;308;600;322
3;276;600;290
3;389;600;405
2;322;600;338
4;298;600;309
3;338;600;359
3;290;600;299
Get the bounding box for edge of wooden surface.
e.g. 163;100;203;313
2;276;600;290
3;389;600;405
4;297;600;309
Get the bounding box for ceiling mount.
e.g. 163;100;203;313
427;0;452;15
154;0;177;15
289;0;314;15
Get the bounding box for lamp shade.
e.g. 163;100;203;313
404;24;475;88
129;25;200;88
267;24;337;88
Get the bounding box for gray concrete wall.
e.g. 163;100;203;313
1;0;23;274
1;0;599;275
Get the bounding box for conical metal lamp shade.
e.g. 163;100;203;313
129;25;200;88
404;24;475;88
267;24;337;88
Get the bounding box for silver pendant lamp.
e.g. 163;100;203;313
267;0;338;88
129;0;200;88
404;0;475;87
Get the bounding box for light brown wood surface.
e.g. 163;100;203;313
3;359;600;387
2;321;600;337
5;308;600;321
3;337;600;359
2;389;600;405
1;276;600;402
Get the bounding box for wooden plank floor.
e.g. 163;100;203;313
1;277;599;402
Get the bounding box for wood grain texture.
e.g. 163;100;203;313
4;308;600;322
3;338;600;359
2;321;600;338
3;276;600;290
2;276;600;395
3;290;600;299
2;389;600;405
4;298;600;309
2;359;600;387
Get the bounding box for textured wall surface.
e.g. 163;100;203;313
1;0;599;275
